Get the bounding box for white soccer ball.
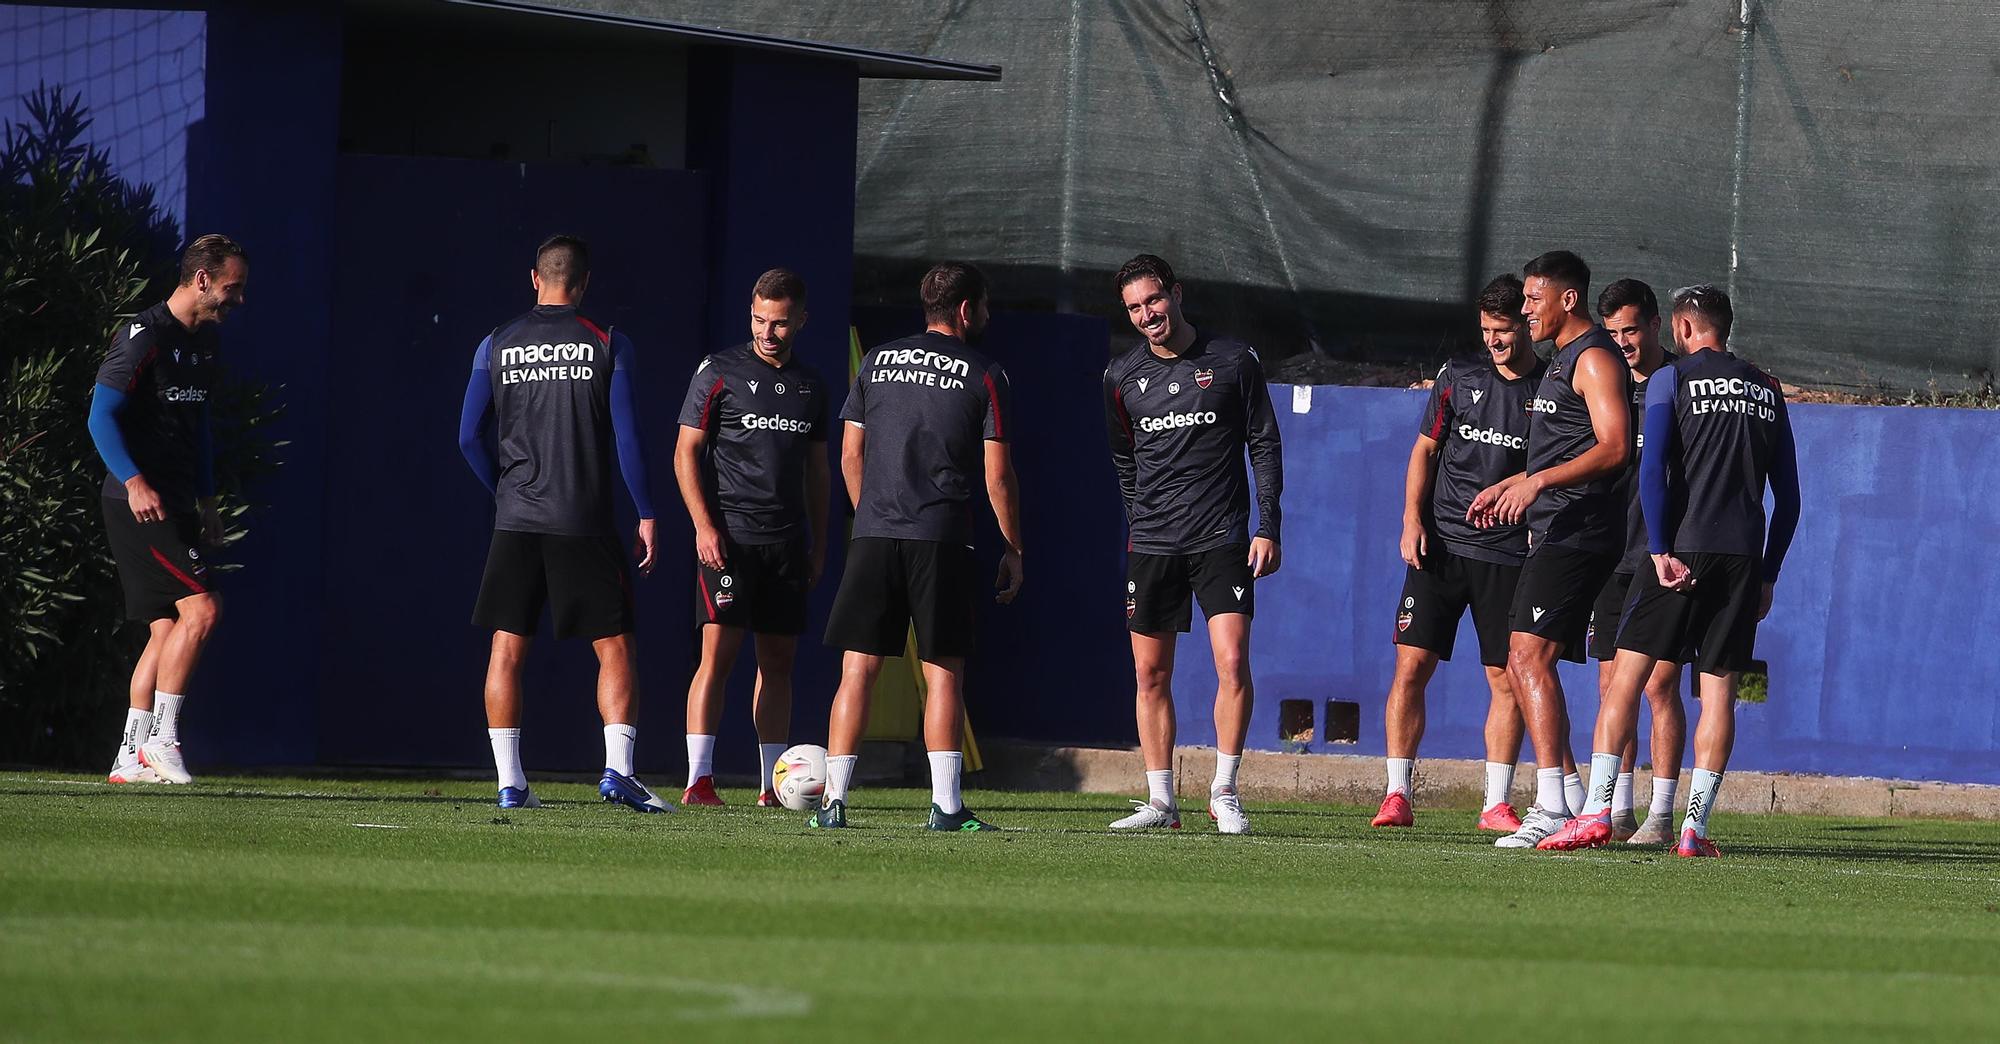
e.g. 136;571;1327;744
771;744;829;812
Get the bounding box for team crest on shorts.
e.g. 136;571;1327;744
715;590;735;610
1126;596;1138;619
1396;610;1413;633
1194;368;1214;389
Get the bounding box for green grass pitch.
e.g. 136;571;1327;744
4;772;2000;1042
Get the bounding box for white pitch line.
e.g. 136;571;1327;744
351;823;408;830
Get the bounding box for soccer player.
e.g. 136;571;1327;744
1591;278;1688;845
1468;250;1631;849
674;269;830;806
88;234;248;785
808;261;1023;831
458;235;671;813
1102;254;1283;835
1537;284;1799;856
1371;275;1544;832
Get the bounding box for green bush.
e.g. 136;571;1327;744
0;87;281;768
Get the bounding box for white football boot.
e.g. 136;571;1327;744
1109;800;1182;830
1208;788;1252;835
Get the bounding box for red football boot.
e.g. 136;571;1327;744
680;775;725;807
1674;829;1722;858
1536;810;1613;851
1370;791;1414;827
1476;802;1523;832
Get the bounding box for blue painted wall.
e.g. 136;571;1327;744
1166;385;2000;786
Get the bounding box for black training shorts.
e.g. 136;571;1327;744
1586;569;1636;662
1126;543;1254;634
823;537;978;660
1394;546;1520;667
695;536;811;636
472;529;634;641
1614;552;1763;675
102;496;214;622
1510;544;1617;664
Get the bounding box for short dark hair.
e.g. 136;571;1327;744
535;235;590;292
1522;250;1591;300
1115;253;1178;294
920;261;987;323
1597;278;1659;322
1671;284;1733;341
752;268;807;305
178;234;246;286
1476;273;1525;320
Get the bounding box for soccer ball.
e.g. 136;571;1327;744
771;744;829;812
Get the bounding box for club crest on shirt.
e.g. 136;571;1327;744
1194;368;1214;389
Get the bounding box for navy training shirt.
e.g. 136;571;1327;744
1419;354;1545;564
677;343;829;544
483;305;624;536
94;300;219;510
1102;333;1284;556
1524;325;1631;556
1610;351;1676;575
1639;349;1801;579
840;331;1010;545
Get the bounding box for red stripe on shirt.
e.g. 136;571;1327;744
149;546;207;595
1426;384;1452;441
574;316;610;343
126;346;158;392
698;376;726;428
983;373;1005;438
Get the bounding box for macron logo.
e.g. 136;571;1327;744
1532;606;1546;622
1470;389;1484;404
748;379;760;394
1137;377;1149;393
1232;586;1245;600
129;323;146;338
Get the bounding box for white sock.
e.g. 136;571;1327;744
151;691;184;744
1213;752;1242;793
1563;772;1585;816
603;723;637;776
1146;769;1175;809
1685;768;1723;838
928;750;964;814
826;754;858;804
1537;767;1567;815
121;708;156;756
488;727;526;791
1582;753;1620;816
758;742;787;790
685;733;716;787
1612;772;1636;815
1385;757;1415;798
1650;776;1679;816
1483;761;1515;809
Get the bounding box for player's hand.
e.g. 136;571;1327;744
1652;553;1694;592
1248;536;1282;578
994;548;1023;604
809;541;827;587
1399;518;1427;569
693;523;726;572
199;498;224;546
1758;580;1775;620
1489;475;1543;526
1466;477;1515;528
124;475;164;523
634;518;657;577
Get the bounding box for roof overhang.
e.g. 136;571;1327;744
438;0;1002;81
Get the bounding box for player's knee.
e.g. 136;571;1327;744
1134;665;1172;700
1213;649;1250;688
177;595;221;638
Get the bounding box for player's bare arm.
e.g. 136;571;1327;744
1402;433;1440;567
673;424;725;570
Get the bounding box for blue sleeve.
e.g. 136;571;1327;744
1762;403;1801;582
87;384;142;483
458;336;498;494
1639;367;1679;555
194;403;215;497
608;332;656;519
